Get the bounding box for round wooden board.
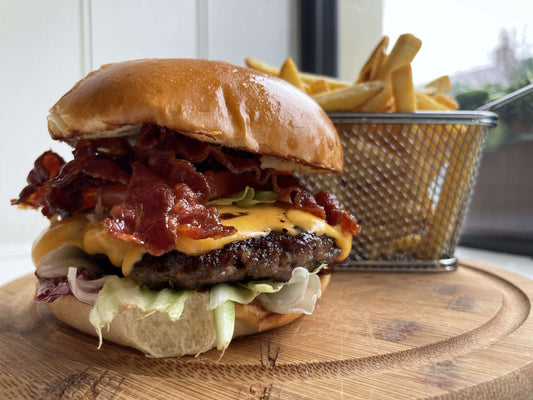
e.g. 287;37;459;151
1;259;533;400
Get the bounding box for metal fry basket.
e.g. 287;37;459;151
301;111;498;271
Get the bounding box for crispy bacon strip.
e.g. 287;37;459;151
146;152;211;201
14;141;131;217
270;173;327;220
171;183;237;240
106;163;176;255
13;151;65;209
52;151;130;189
315;191;361;235
106;163;235;256
136;125;214;163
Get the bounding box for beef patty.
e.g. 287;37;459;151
127;232;341;290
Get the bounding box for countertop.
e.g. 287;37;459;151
455;246;533;279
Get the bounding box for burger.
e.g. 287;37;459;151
12;59;360;357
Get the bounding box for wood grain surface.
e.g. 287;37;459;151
1;259;532;399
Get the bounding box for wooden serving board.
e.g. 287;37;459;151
1;259;533;400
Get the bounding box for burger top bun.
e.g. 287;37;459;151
47;58;343;173
46;274;330;358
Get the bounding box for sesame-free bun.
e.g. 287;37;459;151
46;274;330;358
47;58;343;172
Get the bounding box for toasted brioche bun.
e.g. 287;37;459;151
47;58;342;172
46;274;330;358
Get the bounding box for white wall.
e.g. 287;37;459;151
91;0;198;66
338;0;383;81
1;1;82;247
206;0;295;66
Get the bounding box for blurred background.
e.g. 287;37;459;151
1;0;531;283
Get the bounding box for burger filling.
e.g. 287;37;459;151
13;124;360;352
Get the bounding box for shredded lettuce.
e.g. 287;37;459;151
207;186;277;207
207;283;256;352
240;280;285;294
212;300;235;352
208;282;257;310
89;276;192;347
88;267;324;353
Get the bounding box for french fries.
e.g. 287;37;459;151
433;93;458;110
368;234;423;260
357;34;454;112
342;137;410;184
418;124;481;259
245;33;458;113
278;57;304;90
245;33;470;263
308;79;330;95
375;33;422;81
357;83;393;112
244;57;279;76
423;75;452;95
244;57;349;90
415;91;449;111
357;36;389;83
391;64;415;112
312;81;384;111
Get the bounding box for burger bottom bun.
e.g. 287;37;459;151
46;274;330;358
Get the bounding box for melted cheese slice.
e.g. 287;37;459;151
32;205;352;277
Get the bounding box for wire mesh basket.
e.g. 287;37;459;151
300;111;498;271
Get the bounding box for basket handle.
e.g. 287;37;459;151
477;83;533;111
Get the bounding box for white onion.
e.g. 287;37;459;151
67;267;106;305
35;244;98;278
36;244;102;278
257;267;322;315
